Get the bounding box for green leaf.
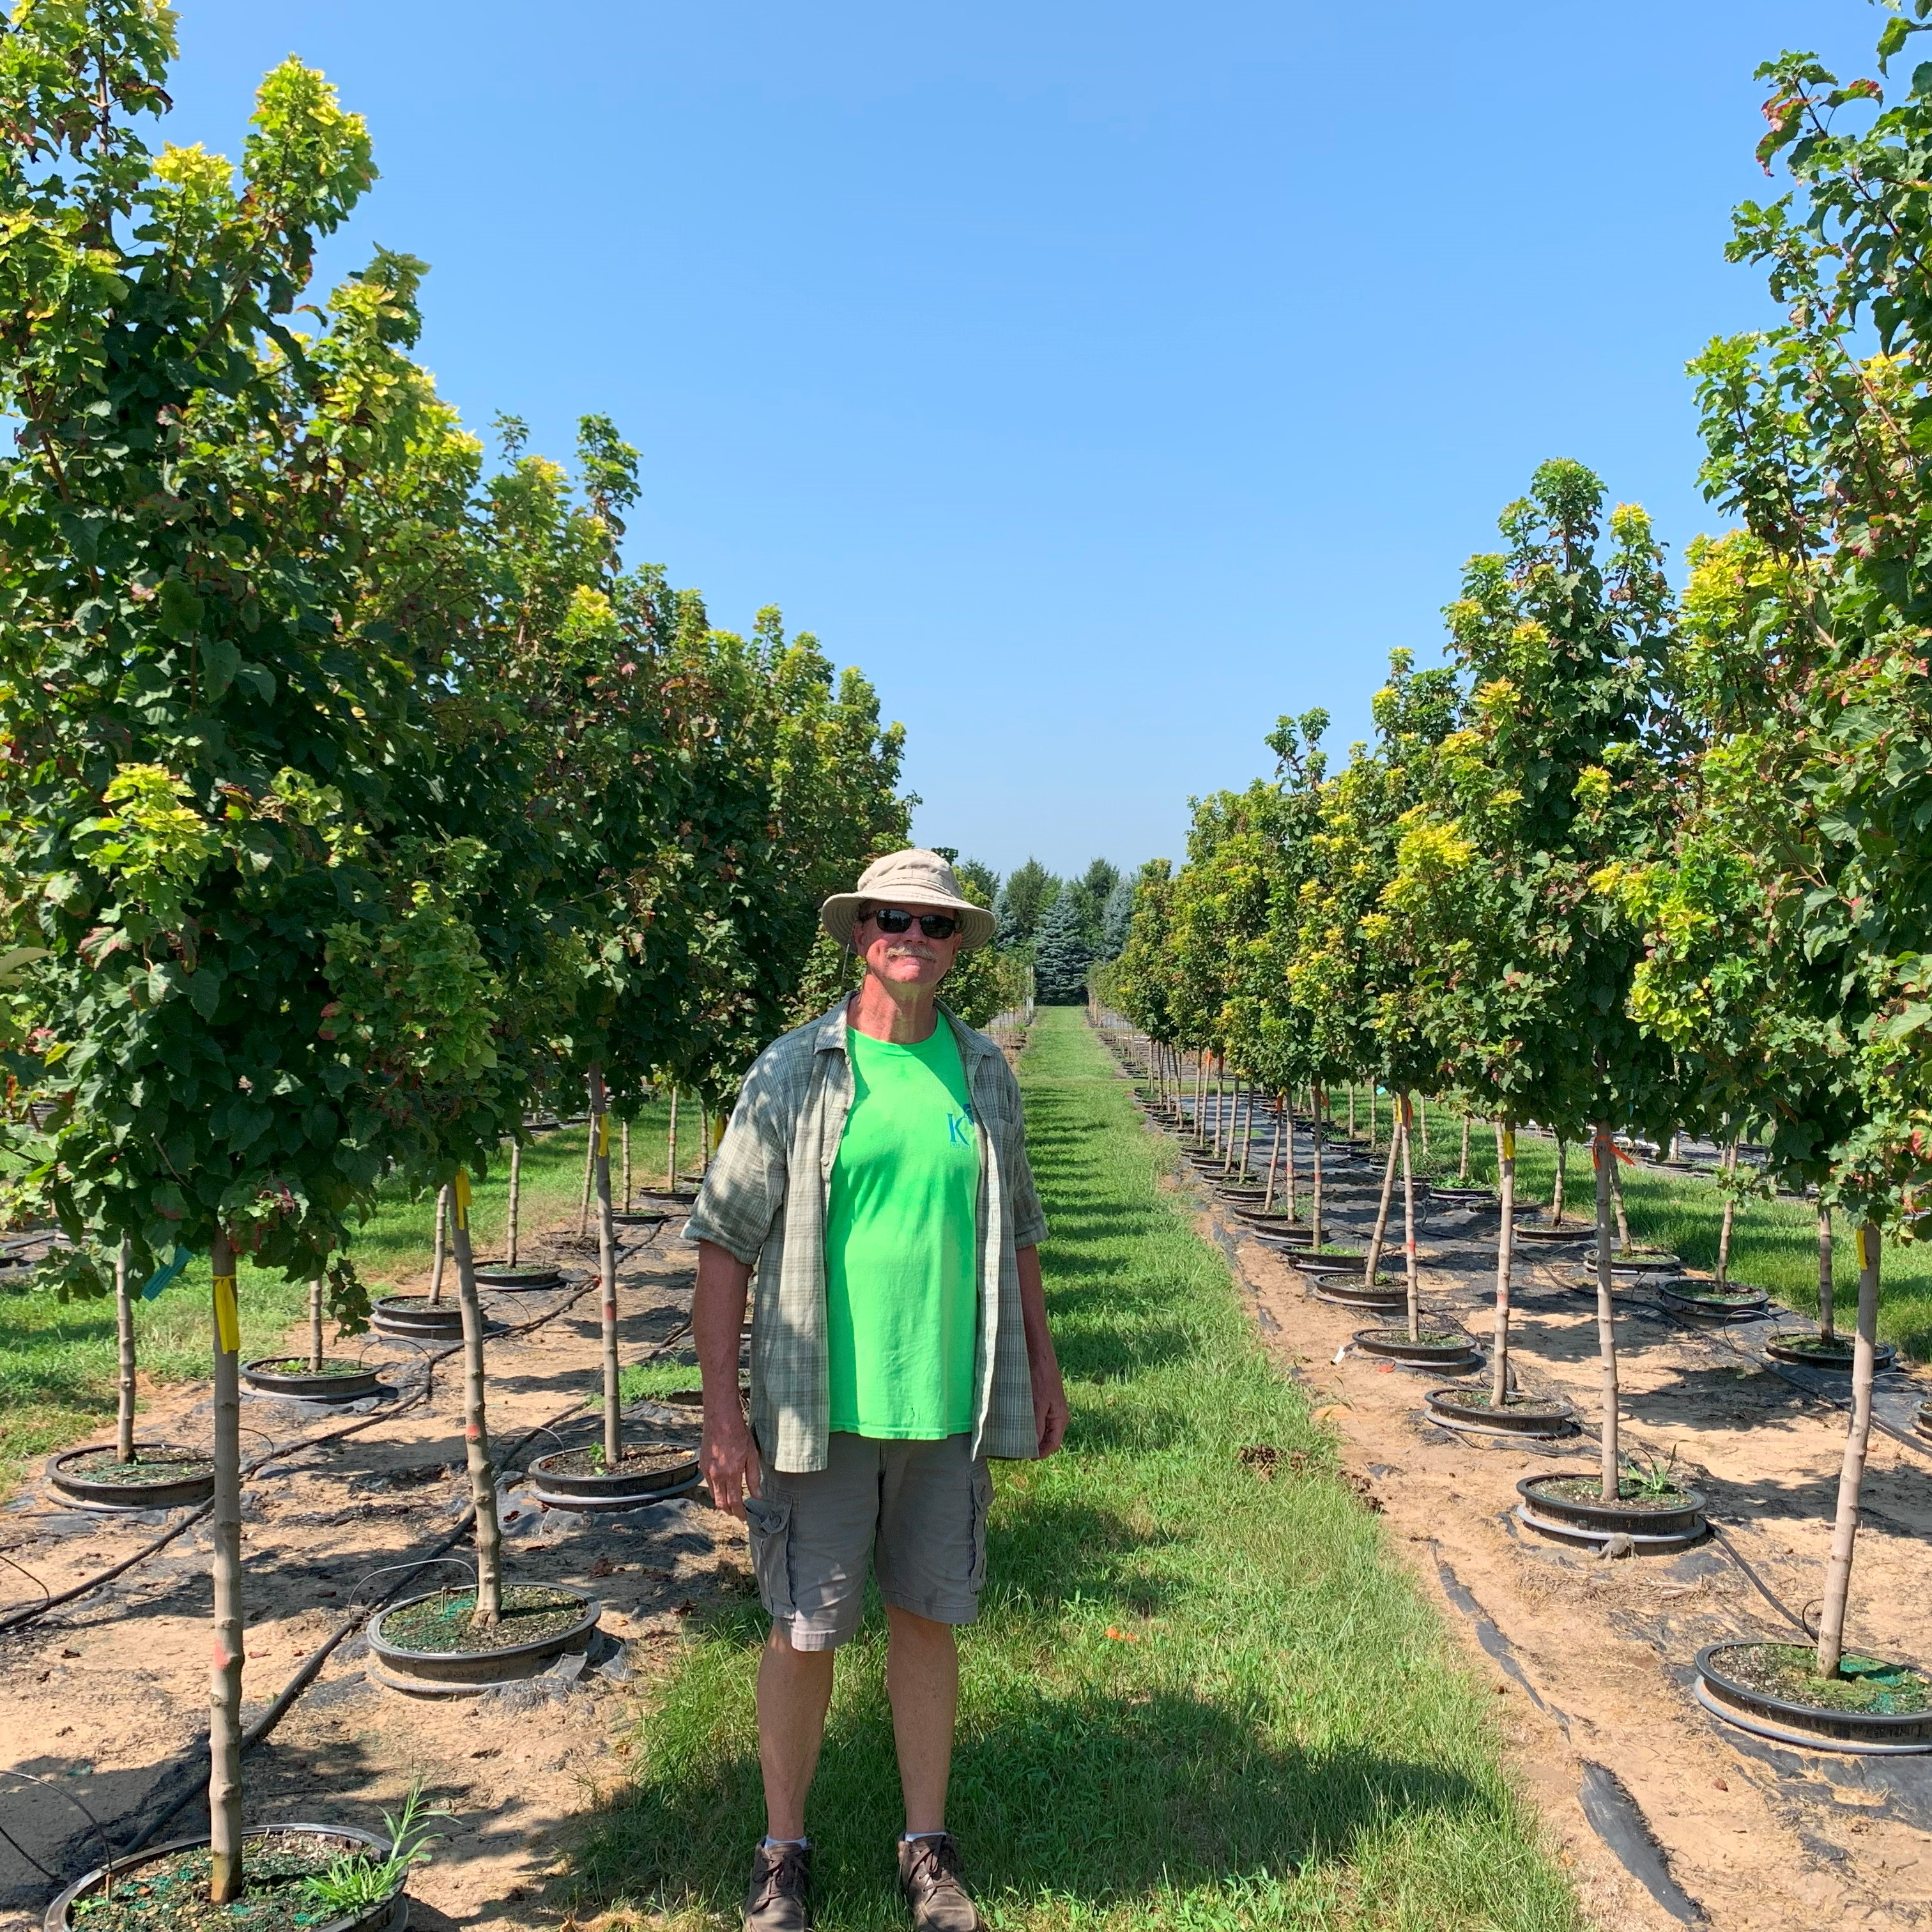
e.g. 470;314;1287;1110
185;967;220;1020
157;578;204;641
199;636;240;703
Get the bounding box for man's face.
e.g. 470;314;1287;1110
855;902;966;993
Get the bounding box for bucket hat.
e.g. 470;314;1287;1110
820;849;996;952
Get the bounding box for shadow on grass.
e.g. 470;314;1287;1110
569;1661;1510;1926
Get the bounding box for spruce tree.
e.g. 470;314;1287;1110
1032;889;1093;1004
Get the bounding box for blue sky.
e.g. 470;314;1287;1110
167;1;1883;880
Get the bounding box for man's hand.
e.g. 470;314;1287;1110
1015;1243;1068;1459
702;1401;762;1518
1031;1356;1070;1459
694;1238;760;1514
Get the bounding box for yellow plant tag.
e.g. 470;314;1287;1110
711;1114;725;1153
1858;1224;1873;1270
213;1274;240;1354
598;1114;610;1157
453;1171;471;1229
1501;1130;1516;1162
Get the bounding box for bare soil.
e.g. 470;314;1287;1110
1199;1130;1932;1931
0;1220;749;1932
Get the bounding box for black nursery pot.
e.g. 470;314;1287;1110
1918;1399;1932;1442
1657;1279;1769;1321
470;1261;565;1291
1515;1471;1706;1544
1351;1328;1482;1372
1424;1387;1574;1436
47;1442;215;1510
1312;1279;1407;1311
1695;1642;1932;1752
1289;1252;1370;1278
366;1584;601;1694
369;1296;469;1342
45;1824;406;1932
242;1358;388;1402
1765;1330;1897;1372
527;1443;701;1511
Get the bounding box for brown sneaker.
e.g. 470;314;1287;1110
745;1839;813;1931
898;1833;983;1932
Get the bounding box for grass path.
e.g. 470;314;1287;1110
571;1010;1575;1931
0;1098;687;1494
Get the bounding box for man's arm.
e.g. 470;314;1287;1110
694;1238;761;1515
1016;1243;1068;1457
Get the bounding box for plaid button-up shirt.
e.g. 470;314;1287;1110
686;999;1050;1473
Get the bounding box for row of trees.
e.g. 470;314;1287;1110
1109;12;1932;1691
0;4;914;1896
991;856;1135;1003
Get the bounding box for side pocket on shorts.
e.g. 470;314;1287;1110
743;1496;795;1620
967;1461;993;1592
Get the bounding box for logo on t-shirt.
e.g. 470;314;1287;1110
947;1111;973;1147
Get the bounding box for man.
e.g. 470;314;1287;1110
689;848;1068;1932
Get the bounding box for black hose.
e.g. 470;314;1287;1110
107;1296;688;1857
0;1278;603;1636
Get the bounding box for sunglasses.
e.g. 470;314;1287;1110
862;907;962;939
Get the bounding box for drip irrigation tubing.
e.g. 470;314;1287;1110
0;1272;609;1636
114;1309;696;1859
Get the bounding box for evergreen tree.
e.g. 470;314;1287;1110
1099;876;1137;958
996;857;1059;949
1032;889;1093;1004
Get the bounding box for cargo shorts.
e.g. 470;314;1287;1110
742;1431;992;1651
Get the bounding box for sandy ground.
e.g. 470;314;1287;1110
10;1073;1932;1932
1167;1089;1932;1931
0;1214;746;1932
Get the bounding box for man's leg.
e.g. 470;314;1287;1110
884;1604;958;1836
757;1630;836;1841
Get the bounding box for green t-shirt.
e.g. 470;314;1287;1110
825;1022;980;1438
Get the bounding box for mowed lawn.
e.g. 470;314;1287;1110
0;1097;689;1495
571;1009;1575;1931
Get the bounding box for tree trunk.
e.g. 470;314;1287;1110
700;1101;712;1174
578;1119;596;1235
1491;1124;1516;1406
507;1138;523;1266
1362;1121;1402;1286
666;1089;680;1190
449;1175;503;1626
1716;1142;1738;1287
1459;1110;1470;1183
1818;1206;1835;1341
308;1278;324;1373
208;1230;244;1903
116;1238;136;1462
1282;1092;1298;1222
1310;1089;1325;1250
1238;1078;1255;1178
1816;1220;1881;1678
622;1118;632;1213
1399;1096;1420;1342
590;1066;622;1468
1262;1095;1284;1214
1550;1138;1568;1226
1221;1071;1238;1176
1193;1053;1205;1142
1347;1083;1356;1139
1418;1093;1429;1155
1611;1150;1631;1254
1593;1124;1621;1503
429;1185;448;1304
1367;1085;1376;1151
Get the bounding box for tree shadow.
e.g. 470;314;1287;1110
564;1675;1510;1926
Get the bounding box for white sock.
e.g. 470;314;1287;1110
762;1836;808;1850
902;1830;947;1843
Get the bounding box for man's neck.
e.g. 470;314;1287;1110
847;977;942;1045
